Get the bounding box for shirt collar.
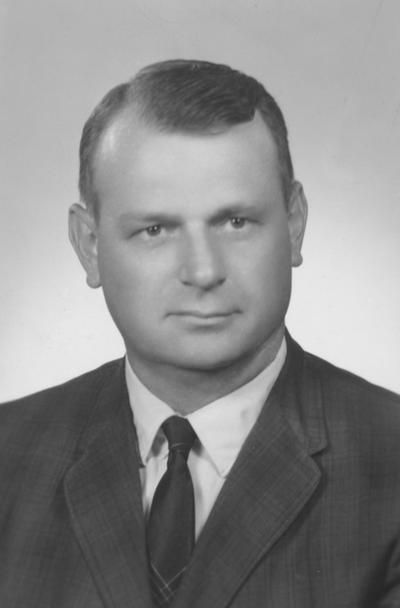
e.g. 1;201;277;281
125;338;286;476
125;366;174;467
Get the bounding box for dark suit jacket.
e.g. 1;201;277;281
1;336;400;607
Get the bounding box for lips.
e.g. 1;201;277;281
170;310;237;319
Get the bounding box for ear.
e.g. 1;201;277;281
287;180;308;268
68;203;101;288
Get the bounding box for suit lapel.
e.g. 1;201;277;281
173;337;327;608
64;361;152;608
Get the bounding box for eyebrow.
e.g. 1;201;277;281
210;203;262;223
118;203;263;226
118;211;181;226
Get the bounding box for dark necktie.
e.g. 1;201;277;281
147;416;197;607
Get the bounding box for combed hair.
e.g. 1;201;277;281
79;59;294;216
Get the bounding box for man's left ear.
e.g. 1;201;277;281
287;180;308;267
68;203;101;288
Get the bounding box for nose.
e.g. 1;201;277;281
179;229;226;290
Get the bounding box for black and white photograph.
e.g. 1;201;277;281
1;1;399;606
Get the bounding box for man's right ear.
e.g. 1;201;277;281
68;203;101;288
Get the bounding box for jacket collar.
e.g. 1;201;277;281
276;331;327;456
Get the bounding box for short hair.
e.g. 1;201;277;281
79;59;294;217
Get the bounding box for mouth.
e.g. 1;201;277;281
172;310;236;319
168;310;239;327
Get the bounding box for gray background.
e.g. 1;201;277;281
1;0;399;400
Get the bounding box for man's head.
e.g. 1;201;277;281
70;59;307;386
78;59;294;220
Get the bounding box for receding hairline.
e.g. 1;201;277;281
97;102;276;153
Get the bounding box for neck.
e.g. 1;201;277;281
126;326;285;414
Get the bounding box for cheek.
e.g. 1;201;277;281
98;248;131;295
234;228;292;296
97;244;173;327
97;245;139;316
98;239;145;291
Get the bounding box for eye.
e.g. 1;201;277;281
144;224;163;237
230;217;247;229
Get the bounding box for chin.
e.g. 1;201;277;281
160;338;256;373
180;354;239;372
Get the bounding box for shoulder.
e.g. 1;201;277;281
303;347;400;413
0;359;124;456
0;359;126;521
299;346;400;459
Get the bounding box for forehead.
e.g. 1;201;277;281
93;111;282;210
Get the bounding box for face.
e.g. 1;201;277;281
70;112;307;375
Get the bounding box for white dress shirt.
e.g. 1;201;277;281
125;338;286;538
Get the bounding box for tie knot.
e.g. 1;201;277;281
162;416;196;460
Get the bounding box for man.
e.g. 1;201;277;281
1;59;399;608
